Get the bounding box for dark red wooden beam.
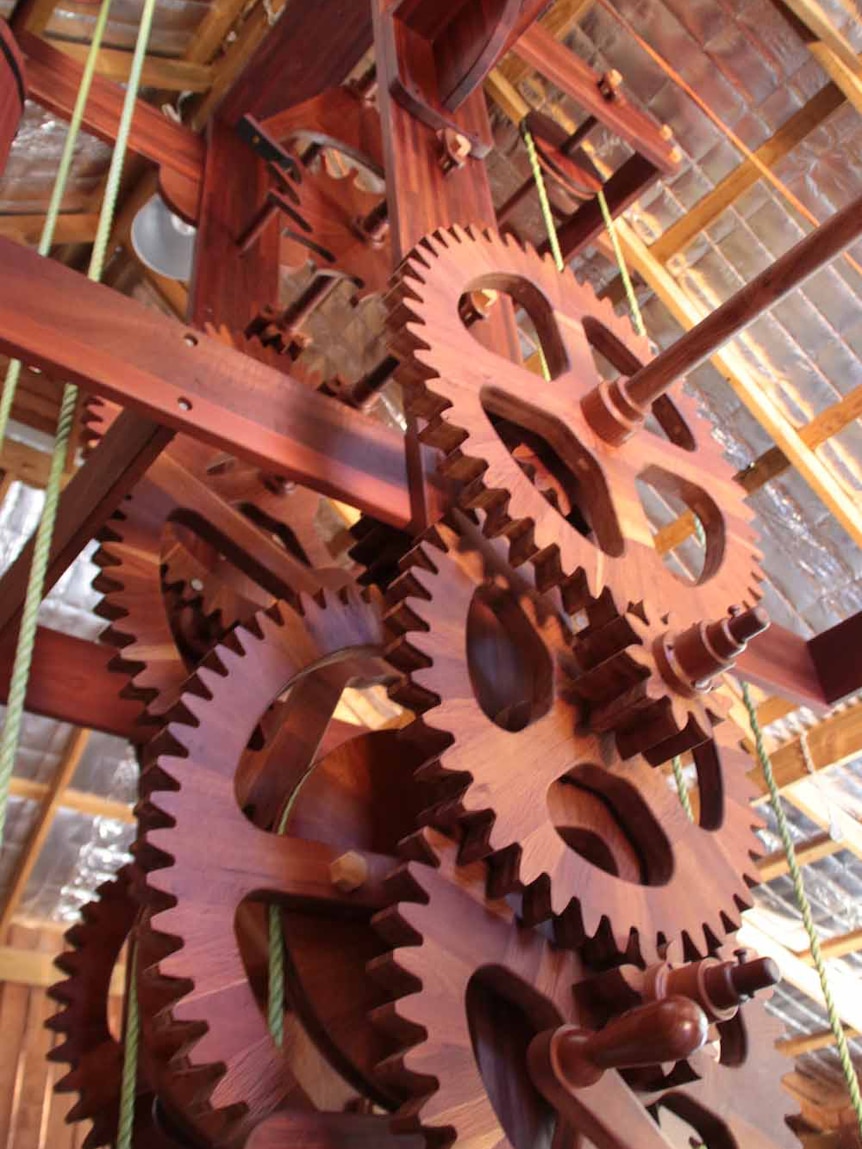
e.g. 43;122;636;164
513;22;679;174
0;238;413;528
807;611;862;705
219;0;374;124
736;622;827;710
0;627;140;739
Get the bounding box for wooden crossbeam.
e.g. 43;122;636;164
49;41;213;92
0;729;91;938
0;942;125;991
749;703;862;794
8;776;133;822
499;0;594;86
773;0;862;73
777;1024;860;1057
0;212;100;246
798;927;862;966
649;81;845;264
0;439;52;488
739;911;862;1031
757;830;843;881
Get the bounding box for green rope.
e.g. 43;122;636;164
596;186;646;338
267;800;293;1045
520;121;565;274
742;681;862;1136
671;755;694;821
116;944;140;1149
0;0;159;852
0;0;115;450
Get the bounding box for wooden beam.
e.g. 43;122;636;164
185;0;251;65
749;702;862;794
500;0;594;86
777;1025;860;1057
513;22;679;173
757;830;843;881
0;628;142;740
798;927;862;966
737;623;826;709
611;217;862;548
8;776;133;822
49;41;213;92
20;33;204;189
775;0;862;73
739;911;862;1031
8;0;56;35
0;729;91;937
650;81;845;263
218;0;373;126
0;943;125;991
808;611;862;705
0;239;414;527
0;438;51;488
0;212;99;246
785;778;862;862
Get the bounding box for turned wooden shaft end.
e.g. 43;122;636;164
529;996;708;1095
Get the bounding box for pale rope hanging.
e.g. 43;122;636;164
0;0;158;1134
0;0;118;848
742;682;862;1135
0;0;115;448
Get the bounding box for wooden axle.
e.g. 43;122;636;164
584;187;862;443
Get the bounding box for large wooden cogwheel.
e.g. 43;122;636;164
46;222;796;1149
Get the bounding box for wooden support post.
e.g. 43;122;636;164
190;118;280;332
0;728;91;939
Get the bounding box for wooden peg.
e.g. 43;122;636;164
529;997;708;1094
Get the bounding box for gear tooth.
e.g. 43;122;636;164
371;905;424;948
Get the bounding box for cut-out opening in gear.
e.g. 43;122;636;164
235;725;427;1110
581;317;696;453
232;898;360;1111
479;395;624;557
457;276;569;377
653;1091;736;1149
635;465;725;587
547;765;674;886
466;583;554;732
466;966;561;1149
235;651;402;832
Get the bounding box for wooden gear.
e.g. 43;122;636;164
386;509;764;960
